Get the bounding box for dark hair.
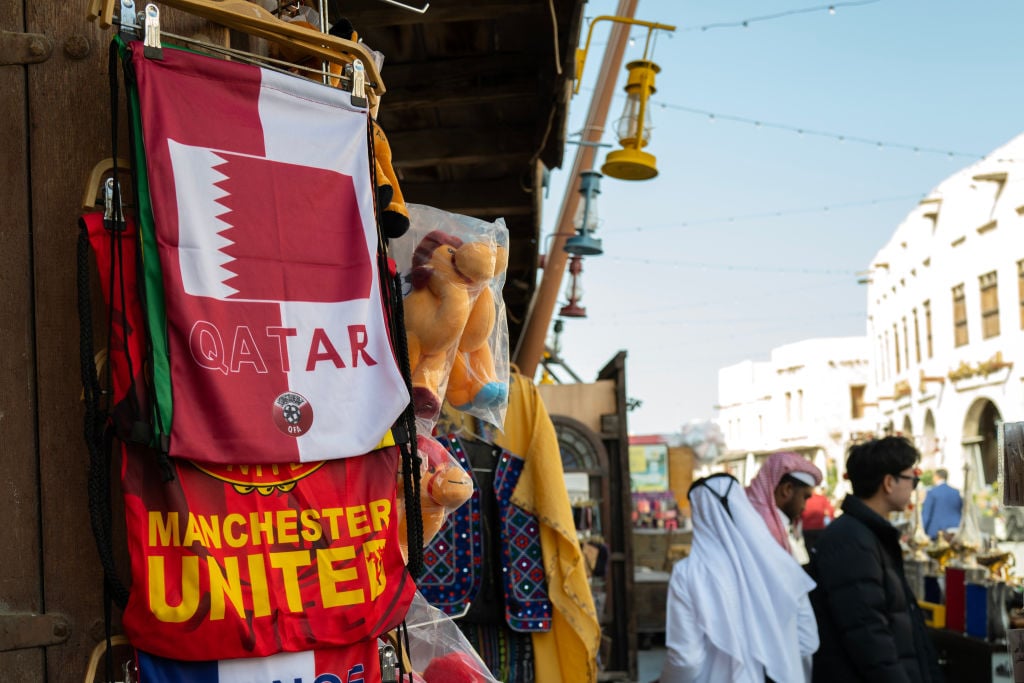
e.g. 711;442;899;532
936;468;948;480
845;436;919;498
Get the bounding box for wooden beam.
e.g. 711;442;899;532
402;179;535;217
381;54;541;89
388;126;534;168
343;1;542;27
383;82;535;112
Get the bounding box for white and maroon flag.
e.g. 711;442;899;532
131;44;408;464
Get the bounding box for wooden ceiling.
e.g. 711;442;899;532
337;0;587;349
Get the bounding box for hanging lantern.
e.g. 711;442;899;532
559;255;587;318
565;170;604;256
602;60;660;181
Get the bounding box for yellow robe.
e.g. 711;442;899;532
494;373;601;683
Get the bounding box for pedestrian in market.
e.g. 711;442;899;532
807;436;943;682
746;451;823;564
661;473;818;683
921;468;962;539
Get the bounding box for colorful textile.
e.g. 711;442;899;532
458;623;535;683
494;374;601;683
745;452;823;553
136;639;379;683
126;41;408;464
493;450;552;632
120;443;414;660
419;435;483;616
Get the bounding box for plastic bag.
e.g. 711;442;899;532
404;590;499;683
390;204;509;435
397;434;475;561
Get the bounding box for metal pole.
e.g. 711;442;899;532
514;0;639;379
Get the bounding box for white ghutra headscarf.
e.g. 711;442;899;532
662;474;818;683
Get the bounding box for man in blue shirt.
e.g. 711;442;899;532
922;468;962;539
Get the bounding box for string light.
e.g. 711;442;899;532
684;0;879;32
580;85;985;159
603;194;924;234
605;255;858;276
602;280;855;318
653;101;982;158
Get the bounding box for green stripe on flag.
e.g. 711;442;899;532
118;37;174;441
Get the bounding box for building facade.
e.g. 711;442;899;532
866;133;1024;490
717;336;874;486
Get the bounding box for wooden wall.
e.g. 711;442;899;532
1;4;214;680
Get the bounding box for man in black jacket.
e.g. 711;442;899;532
807;436;943;682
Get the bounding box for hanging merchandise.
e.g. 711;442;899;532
78;208;150;446
389;204;510;431
491;373;602;683
395;433;475;563
124;40;409;465
416;435;484;617
134;637;380;683
403;591;500;682
119;441;414;660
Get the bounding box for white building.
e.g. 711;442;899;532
867;132;1024;490
717;336;874;484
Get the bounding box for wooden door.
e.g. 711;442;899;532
1;3;130;680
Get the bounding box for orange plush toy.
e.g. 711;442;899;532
403;231;496;420
396;435;474;560
444;245;508;412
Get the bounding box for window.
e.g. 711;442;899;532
980;271;999;339
902;316;910;367
850;385;866;419
952;284;968;347
1018;260;1024;329
913;308;921;363
893;323;901;374
797;389;804;420
877;335;884;383
924;300;933;357
785;392;792;422
884;331;891;380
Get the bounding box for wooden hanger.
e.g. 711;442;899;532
87;0;385;98
82;157;132;212
82;635;132;683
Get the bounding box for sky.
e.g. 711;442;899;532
535;0;1024;436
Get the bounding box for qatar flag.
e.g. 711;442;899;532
129;42;408;464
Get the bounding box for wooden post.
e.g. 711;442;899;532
513;0;639;378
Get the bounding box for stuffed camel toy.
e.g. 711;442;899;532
396;434;474;559
403;230;505;420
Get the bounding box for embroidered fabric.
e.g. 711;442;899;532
418;435;484;616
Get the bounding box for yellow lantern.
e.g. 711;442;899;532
603;60;660;180
572;15;674;181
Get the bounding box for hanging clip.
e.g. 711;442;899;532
379;643;398;683
143;3;163;60
116;0;138;38
350;59;368;108
103;178;127;232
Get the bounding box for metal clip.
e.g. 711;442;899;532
117;0;138;38
103;178;127;231
379;643;398;683
143;3;163;59
350;59;368;108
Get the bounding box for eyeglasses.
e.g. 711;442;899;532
894;473;920;488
